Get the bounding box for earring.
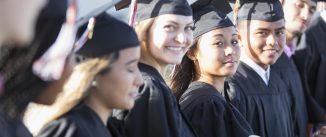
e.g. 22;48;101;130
91;80;97;87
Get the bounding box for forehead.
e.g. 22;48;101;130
248;19;285;30
154;14;193;25
286;0;316;6
201;27;236;38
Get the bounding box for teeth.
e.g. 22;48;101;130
167;47;182;51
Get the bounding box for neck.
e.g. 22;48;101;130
85;91;111;126
286;30;297;45
198;75;225;93
140;58;167;74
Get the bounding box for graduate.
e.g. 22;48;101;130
0;0;46;46
293;5;326;136
271;0;316;136
169;0;255;136
37;13;143;137
0;0;70;136
226;0;295;136
112;0;198;136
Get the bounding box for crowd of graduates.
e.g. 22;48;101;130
0;0;325;136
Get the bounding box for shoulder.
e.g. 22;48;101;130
180;83;227;113
37;116;78;137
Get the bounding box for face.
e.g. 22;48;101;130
94;47;143;110
283;0;316;34
193;27;240;78
0;0;47;45
239;20;286;69
147;14;194;65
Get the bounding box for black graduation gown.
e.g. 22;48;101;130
226;62;294;137
37;103;113;137
272;52;308;137
116;63;197;137
0;112;32;137
293;15;326;123
179;81;254;137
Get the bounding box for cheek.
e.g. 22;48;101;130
151;32;170;48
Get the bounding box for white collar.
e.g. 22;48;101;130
240;53;270;85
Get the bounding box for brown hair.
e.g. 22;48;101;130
44;53;118;124
170;39;199;101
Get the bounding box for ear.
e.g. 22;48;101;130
186;50;197;61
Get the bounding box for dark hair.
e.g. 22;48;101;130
0;12;66;119
170;40;199;101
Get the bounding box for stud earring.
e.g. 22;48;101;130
91;80;97;87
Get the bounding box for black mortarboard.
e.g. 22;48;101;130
192;0;234;38
116;0;192;21
237;0;284;22
76;13;139;58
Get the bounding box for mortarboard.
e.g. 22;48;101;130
237;0;284;22
116;0;193;22
191;0;234;38
76;13;139;58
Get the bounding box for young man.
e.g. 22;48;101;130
226;0;294;136
293;1;326;136
272;0;316;136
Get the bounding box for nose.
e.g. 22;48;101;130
225;45;236;56
266;34;278;47
175;32;186;44
134;68;144;87
300;5;310;21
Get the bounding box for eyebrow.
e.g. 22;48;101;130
255;27;285;31
276;27;286;31
212;33;224;37
125;59;138;66
166;20;194;26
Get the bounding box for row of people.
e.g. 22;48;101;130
0;0;325;137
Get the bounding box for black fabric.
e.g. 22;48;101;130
226;62;294;137
237;0;284;22
115;0;192;21
107;117;127;137
272;53;309;137
137;0;192;21
191;0;232;15
113;63;198;137
41;0;67;19
192;4;234;39
76;13;139;58
179;81;254;137
37;103;113;137
293;15;326;123
0;112;32;137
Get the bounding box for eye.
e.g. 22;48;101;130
164;25;176;31
214;41;224;47
256;31;268;37
309;7;316;15
185;26;195;31
231;40;239;45
276;30;285;36
295;1;304;8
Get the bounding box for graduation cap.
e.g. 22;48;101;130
237;0;284;22
116;0;192;22
191;0;234;38
76;13;139;58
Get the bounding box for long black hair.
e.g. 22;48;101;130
170;40;199;101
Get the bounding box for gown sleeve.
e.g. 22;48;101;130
37;118;78;137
